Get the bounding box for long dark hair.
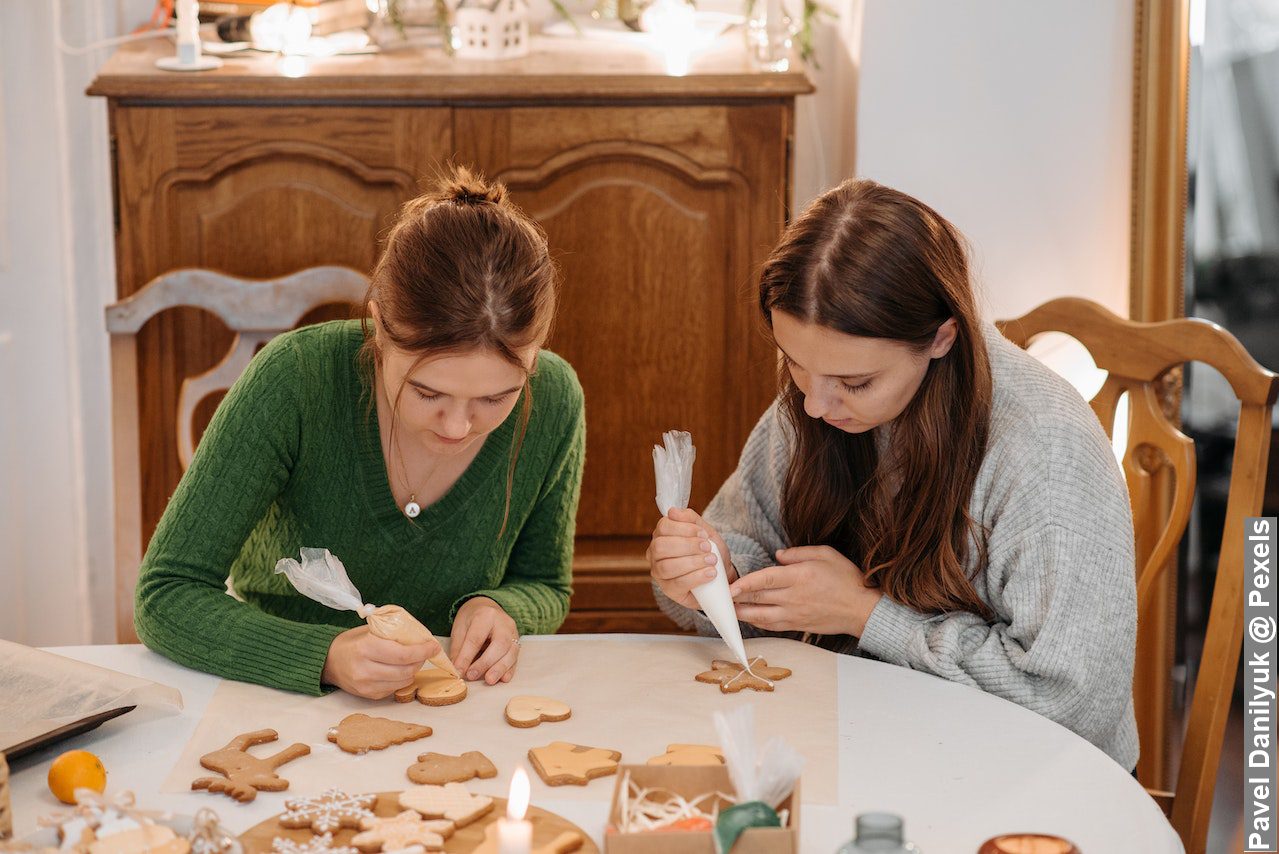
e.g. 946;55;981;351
759;179;993;616
360;166;558;532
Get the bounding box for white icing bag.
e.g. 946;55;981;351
653;430;750;669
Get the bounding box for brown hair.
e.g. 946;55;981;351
759;179;993;617
360;166;558;532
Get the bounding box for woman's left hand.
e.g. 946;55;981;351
449;597;520;684
730;546;884;637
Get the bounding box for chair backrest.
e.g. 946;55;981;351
105;266;369;644
997;297;1277;854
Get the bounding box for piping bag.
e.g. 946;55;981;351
653;430;750;670
274;547;460;679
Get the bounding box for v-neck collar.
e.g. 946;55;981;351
348;352;518;540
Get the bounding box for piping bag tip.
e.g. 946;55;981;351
691;540;751;670
429;653;461;679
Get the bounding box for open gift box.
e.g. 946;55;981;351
605;764;800;854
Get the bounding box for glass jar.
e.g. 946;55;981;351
835;813;923;854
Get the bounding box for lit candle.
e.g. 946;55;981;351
497;767;533;854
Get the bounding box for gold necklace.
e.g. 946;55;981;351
391;417;446;519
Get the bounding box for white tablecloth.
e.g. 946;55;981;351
6;637;1184;853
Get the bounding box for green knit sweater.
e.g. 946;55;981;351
134;320;585;695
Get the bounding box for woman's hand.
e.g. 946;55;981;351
730;546;884;636
322;625;440;699
449;596;520;684
646;507;739;609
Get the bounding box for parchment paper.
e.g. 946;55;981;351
0;640;183;752
161;635;837;804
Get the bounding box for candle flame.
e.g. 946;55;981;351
507;766;530;821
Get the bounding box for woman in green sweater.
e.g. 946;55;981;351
134;168;585;699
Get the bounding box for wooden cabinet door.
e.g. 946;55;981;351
457;104;788;631
111;105;453;555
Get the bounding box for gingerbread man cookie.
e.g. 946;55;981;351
350;811;454;853
528;742;621;787
503;697;571;728
278;790;377;834
405;751;497;786
646;744;725;767
694;657;792;693
398;784;493;828
326;714;432;755
191;730;311;802
394;669;467;707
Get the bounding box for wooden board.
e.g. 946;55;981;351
239;792;598;854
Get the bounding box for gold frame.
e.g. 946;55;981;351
1129;0;1191;797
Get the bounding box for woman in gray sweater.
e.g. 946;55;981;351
648;179;1139;771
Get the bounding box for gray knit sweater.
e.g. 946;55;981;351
655;323;1139;770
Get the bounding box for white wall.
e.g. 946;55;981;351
0;1;121;645
799;0;1134;322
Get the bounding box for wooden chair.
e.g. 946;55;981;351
106;266;369;645
997;297;1278;854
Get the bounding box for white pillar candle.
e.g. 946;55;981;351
498;768;533;854
175;0;201;65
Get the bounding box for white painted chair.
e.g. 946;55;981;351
105;266;369;643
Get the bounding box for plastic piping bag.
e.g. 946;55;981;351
274;547;460;678
653;431;749;669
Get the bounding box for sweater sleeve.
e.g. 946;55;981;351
856;521;1138;753
133;337;345;695
452;389;584;635
654;401;792;636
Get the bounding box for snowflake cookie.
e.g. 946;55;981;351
278;790;377;834
270;834;358;854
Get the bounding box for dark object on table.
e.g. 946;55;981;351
2;706;135;761
215;14;252;42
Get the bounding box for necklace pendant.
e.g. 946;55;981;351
404;499;421;519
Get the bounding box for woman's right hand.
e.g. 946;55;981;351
321;625;440;699
646;507;738;609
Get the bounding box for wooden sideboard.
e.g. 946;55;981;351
89;35;812;638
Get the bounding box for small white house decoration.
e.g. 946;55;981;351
452;0;530;59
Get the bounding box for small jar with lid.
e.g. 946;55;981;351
836;812;922;853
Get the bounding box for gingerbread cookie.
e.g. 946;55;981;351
326;714;432;755
270;835;357;854
394;669;467;707
695;657;791;693
503;697;571;728
646;744;725;767
191;730;311;802
528;742;621;787
88;826;189;854
406;751;497;786
350;811;453;853
472;824;584;854
278;790;377;834
398;784;493;828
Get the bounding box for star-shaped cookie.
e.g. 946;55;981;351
694;657;791;693
350;810;454;852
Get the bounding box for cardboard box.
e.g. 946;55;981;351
605;764;800;854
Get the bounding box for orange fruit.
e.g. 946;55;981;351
47;749;107;804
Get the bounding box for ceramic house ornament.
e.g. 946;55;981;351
452;0;530;59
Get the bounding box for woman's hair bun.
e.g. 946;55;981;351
439;166;508;207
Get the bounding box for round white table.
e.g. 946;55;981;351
7;639;1183;853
